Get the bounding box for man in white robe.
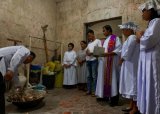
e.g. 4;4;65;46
95;25;121;106
137;1;160;114
0;46;36;114
63;43;77;88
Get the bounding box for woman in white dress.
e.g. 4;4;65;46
118;22;140;114
137;1;160;114
77;41;87;90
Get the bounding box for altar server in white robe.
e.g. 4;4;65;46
95;25;122;106
137;1;160;114
118;22;140;114
0;46;36;114
63;43;77;88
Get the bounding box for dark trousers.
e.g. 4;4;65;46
0;72;5;114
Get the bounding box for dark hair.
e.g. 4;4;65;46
87;29;94;35
68;43;74;48
149;8;159;20
103;25;113;33
30;51;36;59
81;40;87;45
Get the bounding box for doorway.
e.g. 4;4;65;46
84;17;122;42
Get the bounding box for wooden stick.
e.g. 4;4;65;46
43;33;49;62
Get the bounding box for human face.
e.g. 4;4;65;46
142;9;152;21
80;42;87;50
103;28;110;37
23;56;34;64
122;29;134;37
87;33;94;41
68;45;73;51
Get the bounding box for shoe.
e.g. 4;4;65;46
134;111;141;114
105;97;109;101
85;91;91;95
130;110;141;114
109;102;115;107
91;92;96;97
96;98;106;101
121;107;132;112
124;113;129;114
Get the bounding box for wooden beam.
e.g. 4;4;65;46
7;38;22;45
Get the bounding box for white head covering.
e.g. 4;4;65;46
139;0;160;15
153;0;160;9
138;1;156;11
153;0;160;15
118;22;138;31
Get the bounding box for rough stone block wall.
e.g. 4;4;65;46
56;0;148;52
0;0;57;64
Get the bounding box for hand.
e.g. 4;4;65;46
4;70;14;81
86;49;92;56
77;59;82;64
119;58;124;65
136;37;140;43
64;64;69;68
136;31;144;39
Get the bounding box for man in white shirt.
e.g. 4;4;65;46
86;29;102;96
0;46;36;114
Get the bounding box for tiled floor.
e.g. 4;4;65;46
6;88;129;114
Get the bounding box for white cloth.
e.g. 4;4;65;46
119;35;139;100
0;46;30;85
86;39;102;61
95;35;122;98
137;18;160;114
118;22;138;31
77;48;87;83
139;1;156;11
152;0;160;10
63;50;77;85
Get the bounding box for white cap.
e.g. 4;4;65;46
153;0;160;10
138;1;156;11
153;0;160;15
118;22;138;31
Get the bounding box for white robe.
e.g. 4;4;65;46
63;50;77;85
0;46;30;86
76;48;87;83
95;35;122;98
119;35;139;100
137;18;160;114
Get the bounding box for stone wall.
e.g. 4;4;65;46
56;0;148;52
0;0;57;64
0;0;149;63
